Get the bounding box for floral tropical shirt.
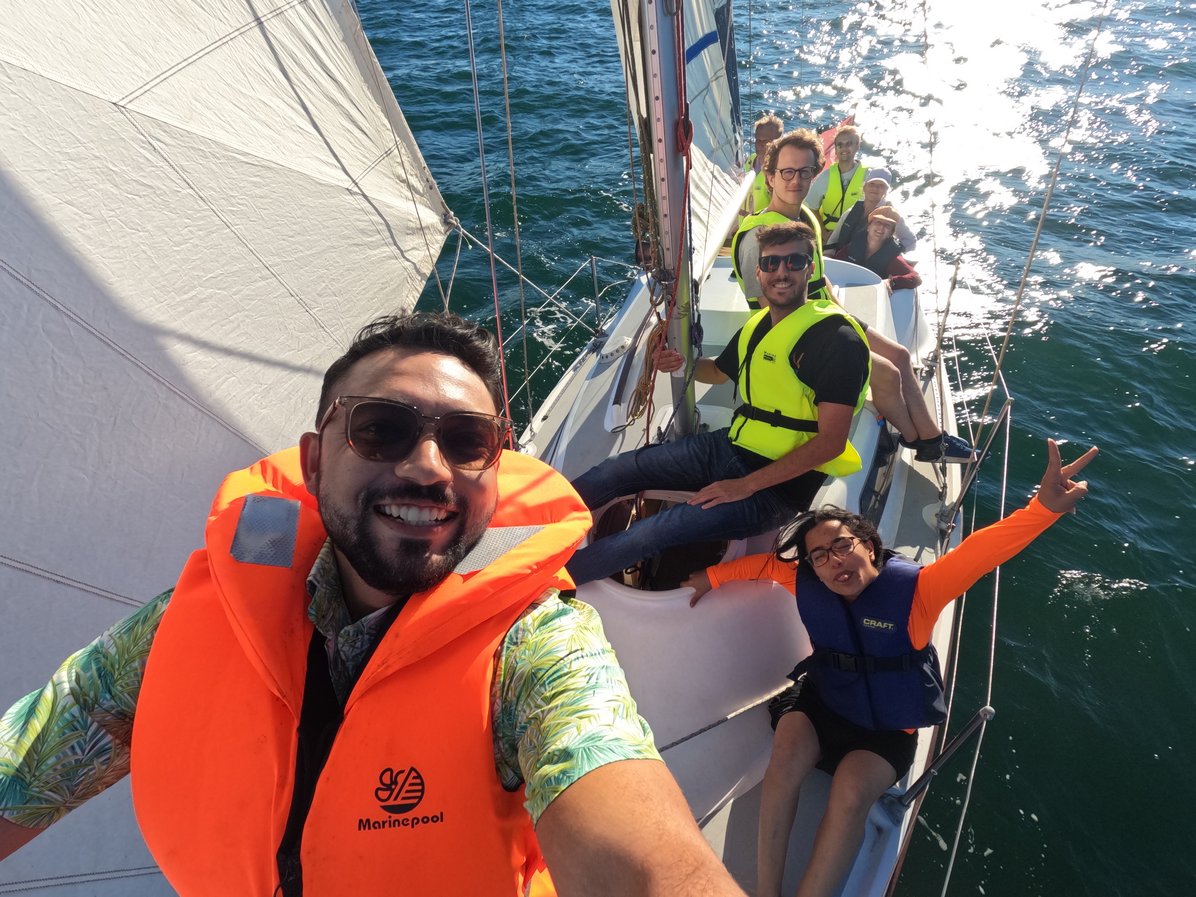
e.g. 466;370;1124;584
0;542;658;828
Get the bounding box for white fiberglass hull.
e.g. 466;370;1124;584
525;255;965;897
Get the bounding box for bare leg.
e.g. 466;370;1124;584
865;326;940;441
757;712;820;897
793;750;898;897
865;354;918;443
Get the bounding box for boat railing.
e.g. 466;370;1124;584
444;224;644;423
886;704;996;816
908;325;1017;895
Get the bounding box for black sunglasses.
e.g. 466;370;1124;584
758;252;812;273
317;396;511;471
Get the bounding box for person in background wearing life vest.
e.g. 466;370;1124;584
825;167;918;252
732;129;830;307
739;113;784;222
683;438;1098;897
0;311;751;897
565;221;870;587
830;205;971;461
732;132;975;465
806;124;867;241
833;207;922;294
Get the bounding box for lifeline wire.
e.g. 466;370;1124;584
915;4;1111;892
973;0;1113;438
494;0;534;416
463;0;515;423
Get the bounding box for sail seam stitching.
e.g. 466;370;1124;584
115;105;340;347
0;554;144;609
117;0;309;106
0;259;265;453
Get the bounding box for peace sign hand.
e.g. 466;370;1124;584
1037;438;1099;514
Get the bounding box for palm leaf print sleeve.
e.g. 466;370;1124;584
493;592;660;823
0;590;171;827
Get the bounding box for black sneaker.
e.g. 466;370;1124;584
911;436;943;462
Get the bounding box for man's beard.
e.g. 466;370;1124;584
319;482;490;597
764;283;803;310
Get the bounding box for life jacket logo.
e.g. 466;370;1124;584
375;766;425;814
862;617;896;632
762;351;776;362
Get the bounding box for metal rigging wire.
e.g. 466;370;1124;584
911;2;1112;894
972;0;1114;442
462;0;514;423
494;0;534;414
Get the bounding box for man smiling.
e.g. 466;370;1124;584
303;346;503;611
807;124;867;239
0;312;749;897
732;130;827;302
567;221;870;585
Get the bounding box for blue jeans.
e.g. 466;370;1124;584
566;429;824;584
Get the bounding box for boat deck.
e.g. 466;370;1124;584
524;254;965;897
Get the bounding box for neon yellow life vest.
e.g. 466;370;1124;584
737;154;772;222
750;170;770;217
819;164;867;235
728;304;869;477
731;206;828;307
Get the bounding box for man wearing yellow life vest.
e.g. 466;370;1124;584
731;130;976;465
566;221;871;585
740;113;784;221
731;129;832;307
806;124;867;240
0;312;750;897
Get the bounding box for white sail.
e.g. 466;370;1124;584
612;0;745;277
0;1;448;891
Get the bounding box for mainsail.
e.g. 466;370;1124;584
612;0;745;279
1;0;448;891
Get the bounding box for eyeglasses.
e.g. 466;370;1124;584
317;395;511;471
806;536;861;568
776;166;818;182
758;252;812;273
834;140;857;149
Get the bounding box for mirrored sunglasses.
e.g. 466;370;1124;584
758;252;812;273
317;395;511;471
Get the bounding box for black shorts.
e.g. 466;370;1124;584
768;679;918;781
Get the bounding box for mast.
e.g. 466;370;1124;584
640;0;699;436
614;0;748;438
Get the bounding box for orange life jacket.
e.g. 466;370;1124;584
131;447;591;896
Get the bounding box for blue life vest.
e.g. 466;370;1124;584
796;553;947;730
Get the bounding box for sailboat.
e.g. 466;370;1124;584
522;3;988;896
0;0;998;895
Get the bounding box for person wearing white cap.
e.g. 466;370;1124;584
833;207;921;292
826;167;918;252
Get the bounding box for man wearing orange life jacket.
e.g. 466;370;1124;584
0;312;749;897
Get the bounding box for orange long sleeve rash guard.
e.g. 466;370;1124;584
704;497;1063;650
